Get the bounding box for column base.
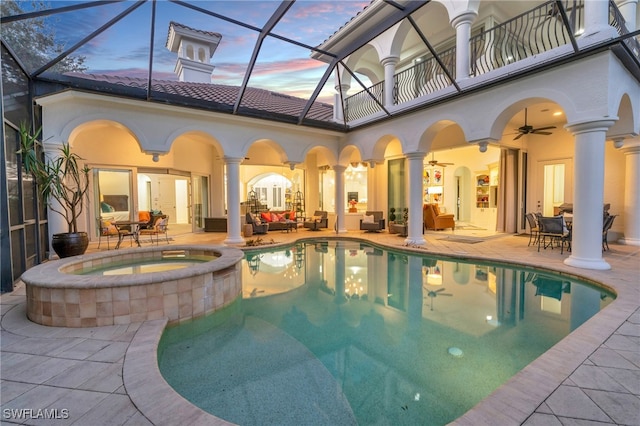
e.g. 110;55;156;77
336;228;348;234
404;237;426;246
564;255;611;270
223;236;245;245
617;237;640;246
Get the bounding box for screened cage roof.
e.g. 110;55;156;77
1;0;436;130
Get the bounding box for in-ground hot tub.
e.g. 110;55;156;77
20;245;244;327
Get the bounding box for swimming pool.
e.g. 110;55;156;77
158;239;613;425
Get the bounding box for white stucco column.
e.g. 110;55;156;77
407;256;424;327
223;157;244;245
450;11;477;80
334;244;347;304
405;152;426;246
582;0;617;37
616;0;638;31
43;142;67;257
381;56;399;107
334;83;350;122
617;139;640;246
564;119;616;270
334;165;347;233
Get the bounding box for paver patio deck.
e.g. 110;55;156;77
1;228;638;425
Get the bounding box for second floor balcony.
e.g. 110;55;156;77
343;0;639;124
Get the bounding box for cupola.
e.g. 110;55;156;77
166;21;221;83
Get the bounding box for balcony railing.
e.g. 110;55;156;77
395;46;456;106
470;0;582;76
344;0;635;123
609;0;640;58
344;80;384;122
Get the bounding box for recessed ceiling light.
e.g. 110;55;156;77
553;111;563;116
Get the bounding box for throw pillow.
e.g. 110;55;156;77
101;202;115;213
311;215;321;221
102;220;118;234
289;210;296;220
260;212;272;223
276;213;286;222
362;214;374;224
138;211;151;223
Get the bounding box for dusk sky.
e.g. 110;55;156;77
10;1;372;103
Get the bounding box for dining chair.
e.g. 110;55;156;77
139;216;169;245
525;212;540;246
602;214;617;251
97;217;118;250
537;216;571;254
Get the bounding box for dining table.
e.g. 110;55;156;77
113;220;147;249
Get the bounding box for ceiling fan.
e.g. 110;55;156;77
512;108;557;140
427;152;454;167
423;287;453;311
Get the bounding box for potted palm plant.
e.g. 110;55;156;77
19;123;91;258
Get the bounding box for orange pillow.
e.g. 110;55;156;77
260;212;272;223
289;210;296;220
138;211;151;222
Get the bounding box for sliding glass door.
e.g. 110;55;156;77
193;175;209;230
95;169;134;228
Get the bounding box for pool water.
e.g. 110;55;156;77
158;240;613;425
75;254;215;275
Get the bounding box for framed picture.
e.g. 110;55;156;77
347;191;358;202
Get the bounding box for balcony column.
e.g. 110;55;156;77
333;165;347;233
223;156;244;245
334;83;350;122
405;152;426;246
617;0;638;30
616;138;640;246
380;55;399;107
564;119;616;270
450;11;477;80
43;142;66;258
582;0;617;37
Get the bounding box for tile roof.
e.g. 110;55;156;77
58;73;336;125
167;21;222;41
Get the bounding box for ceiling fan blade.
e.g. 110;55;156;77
531;131;553;135
533;126;556;131
513;132;525;140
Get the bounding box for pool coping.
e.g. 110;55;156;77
120;236;638;426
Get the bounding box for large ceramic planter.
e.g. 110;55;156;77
51;232;89;258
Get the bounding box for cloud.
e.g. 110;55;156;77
289;2;370;20
252;58;325;76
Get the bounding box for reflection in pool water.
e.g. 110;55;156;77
159;240;613;425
